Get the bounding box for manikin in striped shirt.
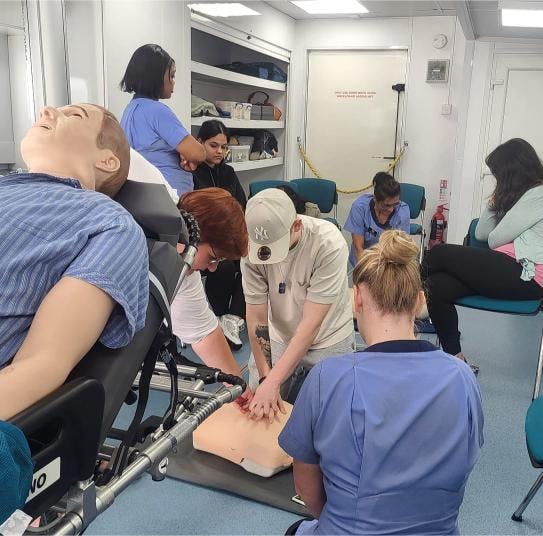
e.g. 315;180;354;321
0;104;149;420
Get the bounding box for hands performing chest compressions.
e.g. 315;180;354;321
240;189;354;422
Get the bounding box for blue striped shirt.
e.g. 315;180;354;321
0;173;149;367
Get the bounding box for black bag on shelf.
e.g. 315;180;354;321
251;130;279;159
229;129;279;160
216;61;287;83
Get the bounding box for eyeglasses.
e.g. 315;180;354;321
377;200;400;210
209;245;226;266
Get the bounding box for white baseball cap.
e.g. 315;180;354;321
245;188;297;264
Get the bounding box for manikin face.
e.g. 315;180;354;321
202;133;228;166
162;63;176;99
21;104;118;190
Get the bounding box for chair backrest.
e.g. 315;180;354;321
400;183;425;219
249;180;290;198
289;178;337;213
464;218;489;249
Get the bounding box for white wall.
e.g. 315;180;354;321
402;17;468;241
8;34;34;169
0;2;33;169
448;41;492;244
0;1;24;30
65;1;104;105
288;16;469;238
0;34;15;165
101;0;191;125
24;0;69;111
37;0;69;106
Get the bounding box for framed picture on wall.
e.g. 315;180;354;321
426;60;449;83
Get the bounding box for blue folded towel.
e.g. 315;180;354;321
0;421;33;524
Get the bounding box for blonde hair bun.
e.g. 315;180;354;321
352;230;422;315
378;230;419;266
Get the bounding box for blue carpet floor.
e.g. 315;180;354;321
87;308;543;535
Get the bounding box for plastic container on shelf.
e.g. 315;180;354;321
226;145;251;163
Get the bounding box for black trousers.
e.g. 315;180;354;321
422;244;543;355
204;260;246;319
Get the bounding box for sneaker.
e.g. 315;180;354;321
460;356;480;376
415;317;436;334
219;314;244;350
468;361;480;375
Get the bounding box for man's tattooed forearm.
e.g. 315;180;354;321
255;324;272;367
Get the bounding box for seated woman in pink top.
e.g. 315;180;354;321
422;138;543;367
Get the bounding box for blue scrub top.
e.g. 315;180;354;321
279;340;484;536
344;193;410;265
120;96;192;195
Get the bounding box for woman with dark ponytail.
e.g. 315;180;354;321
344;172;410;266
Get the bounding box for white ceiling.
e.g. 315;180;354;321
261;0;543;39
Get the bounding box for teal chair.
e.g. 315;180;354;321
290;178;339;228
454;218;543;390
400;183;426;261
248;180;292;198
512;394;543;522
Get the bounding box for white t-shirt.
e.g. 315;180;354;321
241;215;353;350
171;271;218;345
127;148;179;203
128;149;217;344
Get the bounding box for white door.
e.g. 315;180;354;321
305;50;407;231
476;53;543;215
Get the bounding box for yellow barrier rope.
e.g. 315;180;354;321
296;137;406;195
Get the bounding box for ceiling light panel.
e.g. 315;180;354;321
502;8;543;27
291;0;369;15
188;3;261;17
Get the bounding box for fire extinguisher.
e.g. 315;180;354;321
428;204;448;249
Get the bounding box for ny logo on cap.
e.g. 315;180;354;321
254;226;269;241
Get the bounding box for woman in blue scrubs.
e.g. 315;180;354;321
279;230;483;535
120;44;205;195
344;172;410;266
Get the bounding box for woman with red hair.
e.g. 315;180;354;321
173;187;252;407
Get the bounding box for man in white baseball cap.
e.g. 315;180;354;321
241;188;354;422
